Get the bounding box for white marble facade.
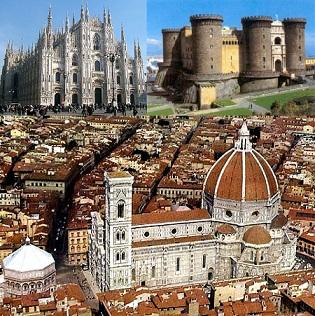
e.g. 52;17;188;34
89;123;297;291
0;5;145;107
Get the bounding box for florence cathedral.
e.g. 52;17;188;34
89;122;297;291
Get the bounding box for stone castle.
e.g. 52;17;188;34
0;5;146;107
155;15;306;108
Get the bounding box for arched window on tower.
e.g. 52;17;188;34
117;201;125;218
93;33;101;50
121;252;126;261
117;75;121;85
274;37;281;45
129;75;133;85
95;60;101;71
72;54;78;66
55;72;61;83
73;73;78;83
116;252;120;262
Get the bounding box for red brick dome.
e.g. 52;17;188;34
203;122;278;202
243;226;272;245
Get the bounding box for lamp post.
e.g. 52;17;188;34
105;50;120;115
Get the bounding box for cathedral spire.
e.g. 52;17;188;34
65;14;69;33
121;25;125;44
107;9;112;25
47;5;52;33
103;9;107;26
81;4;85;20
85;3;89;21
235;121;252;151
137;40;142;59
134;40;138;59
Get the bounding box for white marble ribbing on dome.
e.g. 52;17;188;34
3;242;54;272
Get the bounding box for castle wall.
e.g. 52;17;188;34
191;15;223;75
240;77;279;93
283;18;306;74
242;16;273;73
221;31;242;74
162;29;181;66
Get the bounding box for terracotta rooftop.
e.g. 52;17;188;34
132;208;210;225
204;149;278;202
243;226;272;245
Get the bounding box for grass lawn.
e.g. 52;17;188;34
148;107;175;116
215;98;236;107
251;88;315;110
206;108;253;116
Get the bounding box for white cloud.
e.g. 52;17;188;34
147;38;161;46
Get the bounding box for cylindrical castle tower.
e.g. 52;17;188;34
162;28;181;66
283;18;306;74
190;14;223;75
241;16;273;74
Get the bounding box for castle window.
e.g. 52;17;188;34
93;33;101;50
129;76;133;85
95;60;101;71
117;75;121;85
299;56;302;61
55;72;61;83
73;73;78;83
274;37;281;45
117;201;125;218
176;257;180;272
72;54;78;66
202;254;206;268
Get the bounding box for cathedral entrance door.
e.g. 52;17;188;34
54;93;61;106
95;88;102;105
130;93;135;105
72;94;78;105
275;60;282;72
117;94;122;105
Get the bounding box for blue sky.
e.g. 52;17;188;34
147;0;315;57
0;0;146;69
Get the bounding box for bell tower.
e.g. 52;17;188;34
104;171;133;290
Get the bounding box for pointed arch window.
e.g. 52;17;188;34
55;72;61;83
93;33;101;50
72;54;78;66
117;201;125;218
73;73;78;83
129;75;133;85
95;60;101;71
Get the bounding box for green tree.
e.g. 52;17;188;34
270;101;281;115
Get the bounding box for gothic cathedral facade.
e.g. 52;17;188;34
0;5;146;107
